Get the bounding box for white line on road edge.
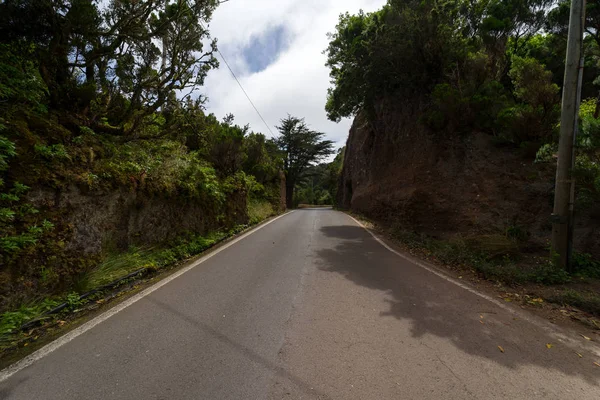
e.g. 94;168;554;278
344;213;600;358
0;211;296;383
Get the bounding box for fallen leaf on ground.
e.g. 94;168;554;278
546;343;553;349
576;352;583;358
498;345;505;353
594;362;600;367
581;334;592;341
57;320;66;326
504;298;512;302
480;320;484;325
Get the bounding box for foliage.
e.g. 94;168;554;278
500;56;560;141
79;224;252;292
0;44;57;270
389;226;571;285
570;98;600;208
0;0;292;317
0;43;47;115
248;199;275;225
325;1;469;122
546;289;600;317
325;0;600;279
572;252;600;279
275;115;334;208
65;292;83;311
0;298;59;335
0;0;219;134
243;133;282;184
325;0;563;145
293;147;344;207
534;143;556;163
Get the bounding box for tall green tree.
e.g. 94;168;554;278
0;0;219;134
324;0;469;122
293;148;344;207
275;116;334;208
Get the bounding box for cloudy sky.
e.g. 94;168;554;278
202;0;387;149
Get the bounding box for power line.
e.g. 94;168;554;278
199;16;274;136
215;48;275;137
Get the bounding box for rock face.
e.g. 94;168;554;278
338;100;600;256
279;170;287;212
28;185;248;255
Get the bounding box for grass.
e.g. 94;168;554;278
76;231;228;292
0;299;60;336
248;199;275;225
546;289;600;317
388;227;572;286
0;199;279;344
297;204;332;208
0;230;231;342
383;224;600;318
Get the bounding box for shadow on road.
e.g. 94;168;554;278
316;224;600;385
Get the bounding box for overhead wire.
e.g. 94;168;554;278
199;18;275;136
215;48;275;137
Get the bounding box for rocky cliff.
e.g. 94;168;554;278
338;99;600;257
28;186;249;255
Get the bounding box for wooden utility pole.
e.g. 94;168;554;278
552;0;586;270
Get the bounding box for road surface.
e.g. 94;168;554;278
1;209;599;399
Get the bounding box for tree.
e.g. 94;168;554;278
242;133;281;184
0;0;219;134
275;116;334;208
324;0;469;122
499;55;560;140
547;0;600;113
292;149;344;207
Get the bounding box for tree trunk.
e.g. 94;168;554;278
285;181;294;209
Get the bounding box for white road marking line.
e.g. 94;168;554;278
0;211;295;383
344;213;600;357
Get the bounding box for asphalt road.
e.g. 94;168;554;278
1;209;599;399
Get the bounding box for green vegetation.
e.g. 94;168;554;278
80;231;230;291
0;0;296;326
293;147;344;207
325;0;568;143
383;223;600;317
248;199;276;225
546;289;600;317
0;222;258;342
275;116;335;208
388;227;572;285
325;0;600;279
0;299;60;336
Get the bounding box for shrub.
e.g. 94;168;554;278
248;199;274;225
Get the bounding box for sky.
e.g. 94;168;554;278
201;0;387;149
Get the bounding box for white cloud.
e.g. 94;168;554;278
202;0;387;148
